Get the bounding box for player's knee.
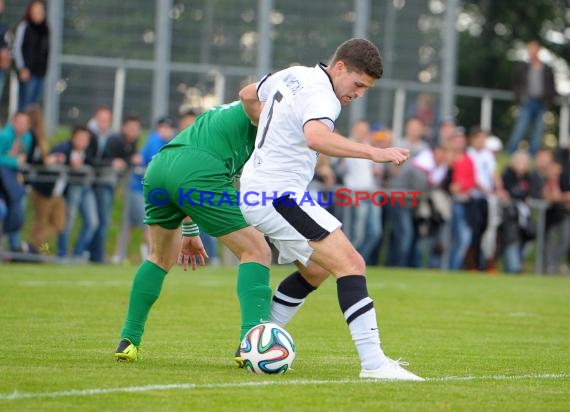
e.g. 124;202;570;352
148;253;176;272
344;251;366;275
241;241;272;266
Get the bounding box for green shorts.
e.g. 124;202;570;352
143;148;248;237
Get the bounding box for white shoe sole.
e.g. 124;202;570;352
360;370;425;381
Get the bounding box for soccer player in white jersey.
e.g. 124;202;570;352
239;38;423;381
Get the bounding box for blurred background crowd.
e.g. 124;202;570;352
0;0;568;274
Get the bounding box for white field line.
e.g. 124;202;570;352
1;374;569;401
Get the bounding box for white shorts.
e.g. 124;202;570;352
239;191;342;266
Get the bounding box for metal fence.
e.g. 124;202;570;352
1;167;556;275
1;0;567;144
0;0;568;270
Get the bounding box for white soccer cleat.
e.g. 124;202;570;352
359;358;425;381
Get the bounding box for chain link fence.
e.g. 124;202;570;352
1;0;464;134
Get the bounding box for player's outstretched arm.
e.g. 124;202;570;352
239;83;263;126
304;120;409;166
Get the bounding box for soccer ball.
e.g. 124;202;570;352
240;323;296;374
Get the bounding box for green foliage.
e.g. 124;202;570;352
272;0;354;68
62;1;154;59
457;0;568;138
0;266;569;410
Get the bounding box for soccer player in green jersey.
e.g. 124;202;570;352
113;101;330;361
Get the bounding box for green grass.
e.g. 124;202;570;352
0;265;569;411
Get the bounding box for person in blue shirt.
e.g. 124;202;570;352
140;116;176;166
0;112;32;251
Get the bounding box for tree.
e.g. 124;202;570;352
457;0;569;141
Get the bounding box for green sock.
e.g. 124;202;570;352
120;260;168;346
237;262;272;340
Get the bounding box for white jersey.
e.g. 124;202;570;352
342;157;378;191
467;146;496;196
240;64;341;193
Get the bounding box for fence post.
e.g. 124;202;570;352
115;173;131;263
214;71;226;106
44;0;63;137
378;0;397;126
533;200;547;275
256;0;274;79
392;88;406;143
152;0;173;122
480;94;493;131
440;0;460;121
8;71;18;118
559;96;569;148
349;0;371;127
112;65;127;132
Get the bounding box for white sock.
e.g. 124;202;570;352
270;290;305;327
270;271;315;326
337;276;388;370
344;298;388;370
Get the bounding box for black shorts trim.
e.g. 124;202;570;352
272;195;330;241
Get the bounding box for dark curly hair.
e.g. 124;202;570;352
329;38;383;79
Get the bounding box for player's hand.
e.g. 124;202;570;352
178;236;209;271
17;153;27;167
111;158;128;171
130;153;143;166
70;158;84;169
317;165;336;187
371;147;410;166
449;182;461;195
19;68;30;82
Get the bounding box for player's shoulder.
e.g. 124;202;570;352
290;65;332;87
271;65;331;90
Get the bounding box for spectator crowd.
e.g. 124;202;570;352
0;3;567;274
2;102;568;274
313;117;570;275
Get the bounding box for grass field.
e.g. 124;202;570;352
0;264;569;411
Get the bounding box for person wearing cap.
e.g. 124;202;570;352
485;135;503;154
481;135;509;272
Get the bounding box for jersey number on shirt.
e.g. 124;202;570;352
258;91;283;149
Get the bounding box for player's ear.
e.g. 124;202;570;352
333;60;346;73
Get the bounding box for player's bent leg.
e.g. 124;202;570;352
115;225;181;362
270;261;329;327
297;260;329;288
219;227;273;367
147;224;182;271
219;226;272;266
308;228;365;277
308;229;423;381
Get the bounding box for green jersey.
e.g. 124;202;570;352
163;101;257;177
